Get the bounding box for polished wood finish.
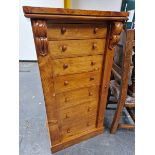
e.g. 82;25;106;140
23;6;128;152
47;23;107;40
23;6;129;17
25;14;129;21
96;22;124;128
51;127;103;152
54;72;101;93
32;20;48;56
52;55;103;76
55;86;99;109
48;39;106;59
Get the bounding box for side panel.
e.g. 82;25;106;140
31;19;62;145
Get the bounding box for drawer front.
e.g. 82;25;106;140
59;101;98;139
59;101;97;122
56;86;99;109
48;39;106;59
61;115;96;139
54;71;101;93
52;55;103;76
47;23;107;40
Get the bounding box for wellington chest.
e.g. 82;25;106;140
23;6;128;152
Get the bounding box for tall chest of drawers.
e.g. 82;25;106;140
23;6;128;152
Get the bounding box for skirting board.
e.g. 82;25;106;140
51;126;104;153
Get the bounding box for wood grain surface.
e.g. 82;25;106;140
23;6;127;152
47;23;107;40
53;71;101;93
48;39;106;59
52;55;103;76
55;86;99;109
23;6;129;17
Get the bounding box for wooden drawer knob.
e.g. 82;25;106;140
64;80;69;86
65;114;70;119
63;64;68;69
61;45;67;52
89;92;93;96
61;27;66;34
65;97;69;102
91;61;96;65
67;128;71;133
90;77;94;81
92;43;97;49
87;107;91;112
87;122;90;126
94;27;99;34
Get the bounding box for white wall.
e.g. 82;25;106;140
71;0;122;11
19;0;64;60
19;0;122;60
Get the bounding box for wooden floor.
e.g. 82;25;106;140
19;62;135;155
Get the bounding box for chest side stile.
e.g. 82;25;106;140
97;21;124;128
31;19;63;145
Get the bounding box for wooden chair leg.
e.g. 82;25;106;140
110;100;125;134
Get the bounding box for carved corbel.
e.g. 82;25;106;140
109;22;123;50
32;20;48;56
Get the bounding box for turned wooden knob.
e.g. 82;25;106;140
94;27;99;34
63;64;68;69
65;97;69;102
89;92;93;96
61;45;67;52
65;114;70;119
92;43;97;49
90;77;94;81
87;122;90;126
61;27;66;34
67;128;71;133
91;61;96;65
64;80;69;86
87;107;91;112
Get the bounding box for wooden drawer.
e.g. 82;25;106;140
61;115;96;139
48;39;106;59
54;71;101;93
47;23;107;40
52;55;103;76
59;101;98;139
56;86;100;109
59;100;97;121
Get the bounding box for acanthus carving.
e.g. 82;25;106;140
109;22;123;50
32;20;48;56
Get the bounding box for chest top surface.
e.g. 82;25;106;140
23;6;129;20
